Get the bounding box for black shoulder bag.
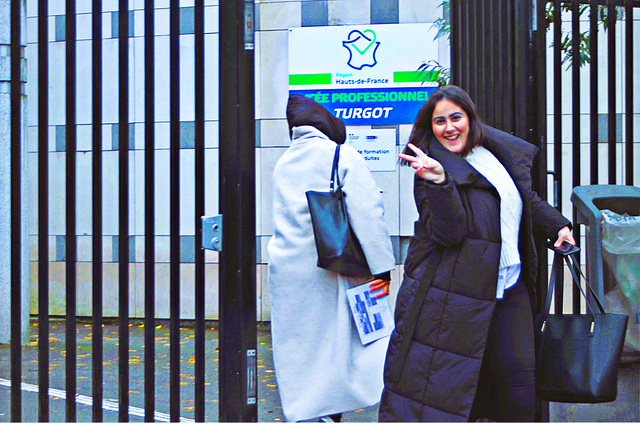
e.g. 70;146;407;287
305;144;371;277
535;242;628;403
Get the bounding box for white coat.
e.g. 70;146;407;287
267;125;396;422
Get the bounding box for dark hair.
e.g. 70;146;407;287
286;94;346;144
402;85;484;161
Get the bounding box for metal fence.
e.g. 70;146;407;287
8;0;259;422
8;0;638;422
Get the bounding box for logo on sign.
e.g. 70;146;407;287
342;29;380;70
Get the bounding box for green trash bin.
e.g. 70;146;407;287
571;185;640;353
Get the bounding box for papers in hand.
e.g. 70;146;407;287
346;282;395;345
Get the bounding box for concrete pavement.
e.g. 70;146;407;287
0;319;637;422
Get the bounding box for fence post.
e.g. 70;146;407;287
218;0;258;421
1;0;30;348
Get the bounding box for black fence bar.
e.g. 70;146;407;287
37;0;50;421
624;0;633;185
194;0;206;420
590;0;599;184
10;0;22;420
571;0;582;313
502;0;514;131
169;0;181;420
219;0;258;421
450;0;459;86
65;0;78;420
118;0;130;420
468;1;478;105
92;0;104;421
494;0;505;130
607;0;616;184
553;0;562;210
144;0;156;421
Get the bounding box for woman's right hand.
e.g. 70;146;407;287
399;143;446;183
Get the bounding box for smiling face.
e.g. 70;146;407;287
431;98;470;154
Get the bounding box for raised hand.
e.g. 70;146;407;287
399;143;446;184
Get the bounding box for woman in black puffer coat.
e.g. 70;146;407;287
379;86;575;422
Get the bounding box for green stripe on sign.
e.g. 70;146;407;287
393;70;439;83
289;73;332;85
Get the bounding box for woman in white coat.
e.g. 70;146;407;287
267;95;396;422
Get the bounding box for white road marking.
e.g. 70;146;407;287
0;377;194;422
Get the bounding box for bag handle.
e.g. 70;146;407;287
330;144;341;192
542;245;606;319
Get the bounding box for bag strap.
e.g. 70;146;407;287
388;248;442;382
330;144;341;192
543;249;606;317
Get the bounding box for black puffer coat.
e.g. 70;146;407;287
379;126;570;422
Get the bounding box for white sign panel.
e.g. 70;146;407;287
345;128;396;172
289;23;440;125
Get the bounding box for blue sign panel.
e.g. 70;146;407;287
289;86;436;126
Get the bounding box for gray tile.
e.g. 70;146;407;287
302;1;328;27
111;11;135;38
371;0;399;24
55;125;66;151
55;15;65;42
180;121;195;149
599;114;622;143
130;236;136;263
111;123;135;150
56;235;66;262
180;7;195;35
181;235;195;263
113;235;118;262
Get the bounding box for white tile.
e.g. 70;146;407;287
259;118;290;148
399;0;443;24
27;153;39;235
132;37;146;124
101;150;119;235
48;152;66;235
155;122;171;149
328;0;370;25
179;149;196;235
258;147;286;235
399;160;418;236
26;17;38;44
258;30;288;119
77;235;93;262
372;169;400;235
259;1;301;31
179;264;195;319
154;263;170;318
103;235;113;262
29;236;38;262
155;235;171;262
48;43;67;126
205;263;219;319
204;147;219;215
204;120;219;148
101;39;120;124
155;8;170;36
76;151;93;235
154;149;170;235
153;36;171;122
204;4;219;34
179;35;196;122
77;124;92;152
204;33;219;121
132;150;146;235
77;13;93;40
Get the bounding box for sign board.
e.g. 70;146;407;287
289;23;439;125
345;128;396;172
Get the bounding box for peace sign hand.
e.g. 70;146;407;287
399;143;446;184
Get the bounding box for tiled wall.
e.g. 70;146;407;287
25;1;638;321
25;0;448;321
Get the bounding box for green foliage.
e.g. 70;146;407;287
544;2;625;70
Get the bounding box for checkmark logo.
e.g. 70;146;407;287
352;30;377;55
343;29;380;70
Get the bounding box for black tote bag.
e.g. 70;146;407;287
535;243;628;403
305;144;371;277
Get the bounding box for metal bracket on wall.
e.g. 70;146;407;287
202;215;223;251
